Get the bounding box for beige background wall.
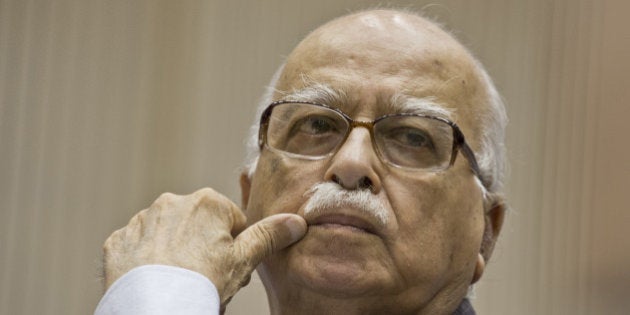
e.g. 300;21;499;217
1;0;628;314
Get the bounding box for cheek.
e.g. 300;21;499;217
246;152;325;222
384;173;485;282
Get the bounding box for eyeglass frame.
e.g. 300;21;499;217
258;100;482;178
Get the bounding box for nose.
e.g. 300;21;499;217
323;127;382;194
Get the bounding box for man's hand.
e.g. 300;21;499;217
102;187;306;306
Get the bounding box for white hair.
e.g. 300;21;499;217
243;63;285;179
471;60;508;203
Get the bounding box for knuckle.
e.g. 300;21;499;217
155;192;177;205
192;188;218;207
135;207;154;221
137;207;150;217
151;192;180;215
103;228;122;252
128;211;143;226
102;242;114;263
180;187;244;228
193;187;237;211
157;192;173;201
193;187;217;199
102;238;112;253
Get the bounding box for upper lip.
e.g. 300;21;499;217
302;207;384;236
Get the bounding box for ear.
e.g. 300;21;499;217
239;171;252;210
480;202;506;262
472;202;505;284
471;253;485;284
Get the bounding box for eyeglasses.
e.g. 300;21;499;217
258;101;481;176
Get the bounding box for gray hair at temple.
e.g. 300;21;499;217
242;12;508;207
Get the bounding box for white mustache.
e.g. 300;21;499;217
303;182;389;225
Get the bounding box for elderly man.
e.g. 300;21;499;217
96;9;507;315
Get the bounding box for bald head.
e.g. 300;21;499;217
279;10;479;97
279;10;475;87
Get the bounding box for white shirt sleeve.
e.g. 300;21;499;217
94;265;220;315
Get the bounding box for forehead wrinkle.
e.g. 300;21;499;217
389;94;455;120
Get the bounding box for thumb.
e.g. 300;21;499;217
234;213;307;267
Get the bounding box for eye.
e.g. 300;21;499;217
388;127;434;148
295;116;337;135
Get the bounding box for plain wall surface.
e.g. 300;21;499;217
1;0;628;314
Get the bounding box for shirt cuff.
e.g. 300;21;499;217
95;265;220;315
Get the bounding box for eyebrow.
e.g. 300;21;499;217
389;94;454;120
280;83;454;120
281;83;346;105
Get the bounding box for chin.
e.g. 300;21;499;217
281;231;397;297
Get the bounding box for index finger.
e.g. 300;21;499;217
192;187;247;236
